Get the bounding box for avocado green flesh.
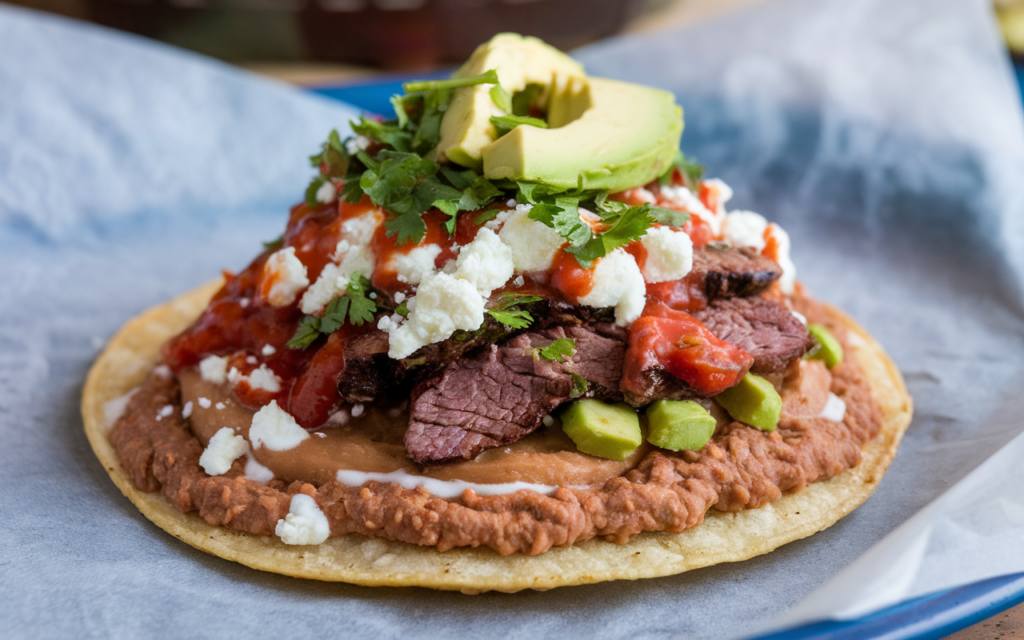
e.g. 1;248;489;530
482;77;684;192
561;399;642;461
807;324;844;368
714;373;783;432
434;33;586;170
645;400;717;451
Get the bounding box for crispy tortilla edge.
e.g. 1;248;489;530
81;279;913;594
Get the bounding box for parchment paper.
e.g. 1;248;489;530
1;0;1023;638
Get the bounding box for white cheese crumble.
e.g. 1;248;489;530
198;355;228;384
483;207;515;231
249;400;310;451
247;364;282;393
640;226;693;283
387;272;485;359
344;134;371;155
261;344;276;357
340;210;383;246
498;205;564;272
513;275;525;287
215;402;226;410
198;427;248;476
703;178;733;211
155;405;174;421
300;243;375;315
153;364;172;378
244;455;276;483
394;244;442;285
351;403;365;417
725;210;768;252
197;397;212;409
182;401;193;418
791;310;808;326
578;249;647;325
768;223;797;295
819;392;847;422
315;180;337;204
393;291;406;304
659;184;723;234
263;247;309;308
453;227;514;294
275;494;331;545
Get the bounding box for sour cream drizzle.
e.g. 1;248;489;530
335;468;585;498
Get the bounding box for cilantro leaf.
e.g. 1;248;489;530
490;83;513;113
411;87;451;153
529;196;591;247
309;129;349;177
491;115;548;137
345;275;378;325
352;118;411;153
487;308;533;329
650;205;690;228
402;69;499;94
287;316;322;349
490;293;543;310
286;274;379;349
262;235;284;252
304;175;329;206
565;203;654;269
395;300;409;317
537;338;576;363
570;373;589;398
319;296;351;334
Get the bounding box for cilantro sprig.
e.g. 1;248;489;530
536;338;576;363
287;274;378;349
660;150;704;192
486;293;542;329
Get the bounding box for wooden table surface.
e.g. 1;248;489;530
246;1;1023;636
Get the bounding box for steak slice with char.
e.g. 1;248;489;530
692;245;783;300
405;325;625;464
692;297;815;373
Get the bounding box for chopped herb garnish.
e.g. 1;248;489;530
650;205;691;228
286;274;378;349
487;308;533;329
570;373;589;398
401;69;499;94
537;338;576;363
490;84;513;113
262;235;284;252
395;300;409;317
485;292;543;329
490;114;548;137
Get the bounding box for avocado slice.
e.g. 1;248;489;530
645;400;717;451
483;77;684;192
714;373;782;432
806;323;844;368
561;399;642;461
434;33;586;170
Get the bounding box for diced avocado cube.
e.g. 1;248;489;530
714;373;782;432
561;399;642;461
807;323;844;368
645;400;717;451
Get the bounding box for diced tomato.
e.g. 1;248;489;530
550;248;596;301
623;301;753;397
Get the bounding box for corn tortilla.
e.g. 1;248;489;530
81;279;912;593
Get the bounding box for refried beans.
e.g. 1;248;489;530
108;295;883;556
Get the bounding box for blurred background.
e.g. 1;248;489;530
3;0;1023;87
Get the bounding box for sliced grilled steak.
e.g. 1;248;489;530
694;245;783;300
337;329;397;404
405;325;625;464
692;297;815;373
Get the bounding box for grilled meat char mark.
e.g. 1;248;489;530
694;245;783;300
405;325;625;464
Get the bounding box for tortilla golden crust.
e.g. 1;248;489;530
82;279;912;593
